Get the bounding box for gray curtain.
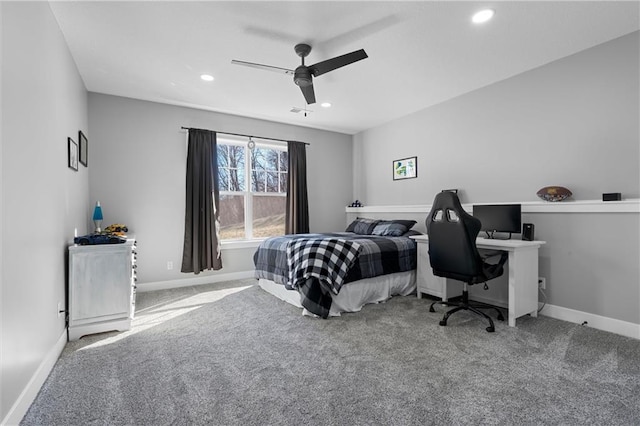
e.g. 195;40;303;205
285;141;309;234
181;129;223;273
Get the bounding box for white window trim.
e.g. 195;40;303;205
218;137;287;242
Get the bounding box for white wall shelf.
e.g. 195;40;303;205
346;199;640;215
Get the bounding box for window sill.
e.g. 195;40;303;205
220;239;265;250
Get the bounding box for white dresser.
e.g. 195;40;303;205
68;238;137;341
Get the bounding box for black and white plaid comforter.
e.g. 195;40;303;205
253;232;417;317
287;238;361;318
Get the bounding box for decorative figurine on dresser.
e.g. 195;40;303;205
68;223;137;341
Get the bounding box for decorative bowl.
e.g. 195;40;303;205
537;186;572;202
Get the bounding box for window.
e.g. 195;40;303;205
217;137;288;240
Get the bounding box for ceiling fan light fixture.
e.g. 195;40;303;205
200;74;214;82
294;76;312;87
472;9;495;24
293;67;312;87
321;102;332;108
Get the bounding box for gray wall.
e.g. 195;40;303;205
1;2;89;422
530;212;639;324
88;94;353;284
353;32;640;325
354;32;639;205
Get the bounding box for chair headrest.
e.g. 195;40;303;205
432;190;463;211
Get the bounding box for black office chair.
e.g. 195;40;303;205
426;191;508;332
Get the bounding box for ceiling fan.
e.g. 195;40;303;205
231;43;368;105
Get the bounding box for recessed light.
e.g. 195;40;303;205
320;102;332;108
472;9;495;24
200;74;214;82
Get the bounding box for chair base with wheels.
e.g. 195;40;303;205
429;283;504;332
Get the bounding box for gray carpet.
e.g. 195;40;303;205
22;279;640;425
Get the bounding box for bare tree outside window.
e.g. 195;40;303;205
217;140;287;240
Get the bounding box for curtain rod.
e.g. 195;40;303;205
180;127;309;145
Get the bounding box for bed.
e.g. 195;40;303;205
254;219;420;318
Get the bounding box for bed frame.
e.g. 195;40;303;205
258;270;416;317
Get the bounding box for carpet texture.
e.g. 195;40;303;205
21;279;640;425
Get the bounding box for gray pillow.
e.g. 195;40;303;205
346;218;380;235
372;220;417;237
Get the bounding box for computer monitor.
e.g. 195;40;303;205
472;204;522;239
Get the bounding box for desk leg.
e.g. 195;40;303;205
508;248;539;327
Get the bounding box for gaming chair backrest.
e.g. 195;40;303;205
426;191;483;282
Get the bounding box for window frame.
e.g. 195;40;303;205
217;136;287;242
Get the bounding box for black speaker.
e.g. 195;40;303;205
522;223;535;241
602;192;622;201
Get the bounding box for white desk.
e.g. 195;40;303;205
411;235;546;327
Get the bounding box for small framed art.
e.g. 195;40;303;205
78;131;88;167
393;156;417;180
68;137;78;171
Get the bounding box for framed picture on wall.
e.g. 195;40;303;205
78;131;88;167
393;156;417;180
68;137;78;171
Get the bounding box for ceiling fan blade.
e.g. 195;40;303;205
309;49;368;77
231;59;294;75
300;84;316;105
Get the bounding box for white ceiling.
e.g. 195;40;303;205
49;1;639;135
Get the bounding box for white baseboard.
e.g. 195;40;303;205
2;329;67;426
470;293;639;339
137;270;255;292
541;303;639;339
